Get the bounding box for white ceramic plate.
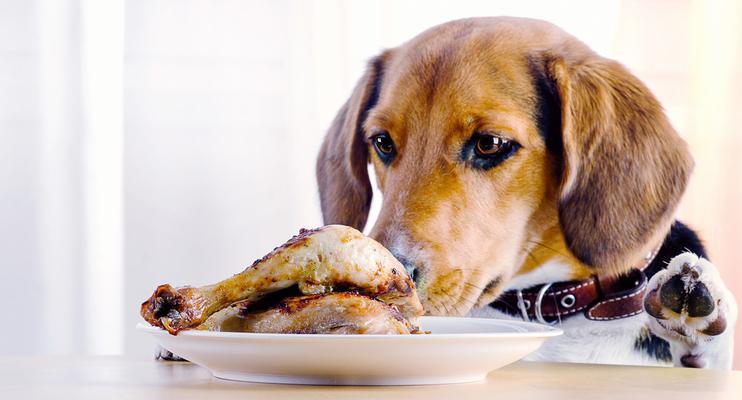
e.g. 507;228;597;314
138;316;561;385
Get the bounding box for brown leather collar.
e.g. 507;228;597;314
491;245;661;323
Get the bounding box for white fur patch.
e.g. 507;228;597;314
504;259;573;290
470;304;664;366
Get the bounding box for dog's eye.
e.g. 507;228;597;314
371;132;396;165
462;132;520;170
475;135;506;156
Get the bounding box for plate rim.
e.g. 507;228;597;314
137;316;563;339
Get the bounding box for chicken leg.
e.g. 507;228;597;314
140;225;424;334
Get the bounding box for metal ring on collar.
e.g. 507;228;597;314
560;294;576;308
535;283;553;325
516;289;530;322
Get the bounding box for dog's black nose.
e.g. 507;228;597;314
409;266;419;283
392;253;419;283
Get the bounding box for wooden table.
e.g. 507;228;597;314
1;356;740;399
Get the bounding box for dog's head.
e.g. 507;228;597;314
316;17;693;315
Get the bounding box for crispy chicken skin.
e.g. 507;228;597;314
196;293;415;334
140;225;424;334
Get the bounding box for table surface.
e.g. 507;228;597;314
2;356;741;399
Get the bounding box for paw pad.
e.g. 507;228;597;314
657;266;715;317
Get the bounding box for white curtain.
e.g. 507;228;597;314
0;0;123;354
1;0;739;365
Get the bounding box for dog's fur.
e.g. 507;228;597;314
316;17;736;368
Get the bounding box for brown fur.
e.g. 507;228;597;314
316;17;693;315
316;53;390;229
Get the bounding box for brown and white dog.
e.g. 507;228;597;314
316;17;737;368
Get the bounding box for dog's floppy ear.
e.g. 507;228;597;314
544;53;693;274
316;54;387;230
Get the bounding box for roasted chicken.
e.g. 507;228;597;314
140;225;424;334
196;292;415;334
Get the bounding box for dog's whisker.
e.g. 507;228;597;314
522;247;539;264
434;286;481;316
463;282;486;291
449;296;476;316
453;267;487;272
526;240;570;259
433;290;454;316
457;287;485;308
454;295;479;307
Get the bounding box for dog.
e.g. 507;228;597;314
316;17;737;369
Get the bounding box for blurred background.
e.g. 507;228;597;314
1;0;741;367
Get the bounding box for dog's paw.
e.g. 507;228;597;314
154;345;187;361
644;252;736;368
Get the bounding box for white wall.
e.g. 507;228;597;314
0;0;49;354
123;0;320;355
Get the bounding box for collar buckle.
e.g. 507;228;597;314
515;283;557;325
534;283;556;325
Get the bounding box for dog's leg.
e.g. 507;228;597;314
644;252;737;369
